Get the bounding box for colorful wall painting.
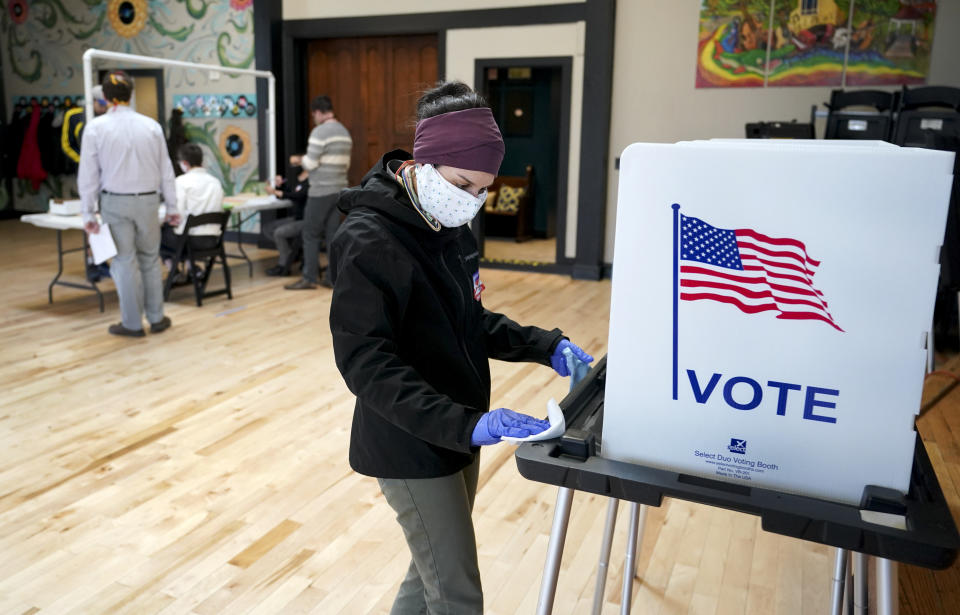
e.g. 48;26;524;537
2;0;258;212
697;0;938;88
845;0;938;85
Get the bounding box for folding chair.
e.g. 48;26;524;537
744;120;814;139
824;89;898;141
892;85;960;147
163;211;232;306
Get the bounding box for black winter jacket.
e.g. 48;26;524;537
329;150;564;479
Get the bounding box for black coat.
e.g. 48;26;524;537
329;150;564;479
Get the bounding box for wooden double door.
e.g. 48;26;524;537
306;34;438;187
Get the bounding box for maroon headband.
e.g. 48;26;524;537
413;107;505;176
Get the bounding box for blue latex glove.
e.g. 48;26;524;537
551;339;594;378
471;408;551;446
563;347;591;391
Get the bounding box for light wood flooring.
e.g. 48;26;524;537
0;219;957;614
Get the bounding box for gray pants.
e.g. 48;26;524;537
100;193;164;331
262;218;304;267
302;194;339;283
377;456;483;615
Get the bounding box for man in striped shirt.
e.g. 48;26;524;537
285;95;352;290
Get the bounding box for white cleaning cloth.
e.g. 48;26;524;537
503;398;566;444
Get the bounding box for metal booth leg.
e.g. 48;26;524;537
831;548;848;615
620;502;647;615
853;552;868;615
537;487;575;615
591;498;620;615
876;557;898;615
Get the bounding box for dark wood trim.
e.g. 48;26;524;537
0;55;13;218
282;4;586;38
437;31;447;79
254;0;283;182
280;29;299;160
573;0;615;281
473;56;574;269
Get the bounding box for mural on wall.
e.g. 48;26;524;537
845;0;937;85
766;0;848;86
175;92;257;118
1;0;257;211
184;120;260;196
697;0;771;87
697;0;938;88
3;0;254;88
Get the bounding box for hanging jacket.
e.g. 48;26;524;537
5;105;29;179
17;103;47;190
61;106;86;173
329;149;564;479
38;107;67;176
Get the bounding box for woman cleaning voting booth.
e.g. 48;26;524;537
3;1;960;614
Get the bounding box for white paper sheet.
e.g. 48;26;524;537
503;398;566;444
89;224;117;265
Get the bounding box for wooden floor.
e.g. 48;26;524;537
0;218;957;614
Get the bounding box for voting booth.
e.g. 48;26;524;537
604;140;956;506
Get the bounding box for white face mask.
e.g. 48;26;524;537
179;162;190;173
415;164;486;228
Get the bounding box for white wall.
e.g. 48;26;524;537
446;24;585;259
604;1;960;262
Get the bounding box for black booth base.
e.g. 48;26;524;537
515;356;960;570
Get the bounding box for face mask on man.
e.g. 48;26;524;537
415;163;486;228
180;162;190;174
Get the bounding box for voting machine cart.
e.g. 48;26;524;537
515;356;960;615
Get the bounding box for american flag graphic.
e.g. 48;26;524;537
679;214;842;331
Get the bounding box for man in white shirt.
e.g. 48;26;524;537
160;143;225;270
78;70;180;337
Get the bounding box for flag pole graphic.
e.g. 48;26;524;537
672;203;680;400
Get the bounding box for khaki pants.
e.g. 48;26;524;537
100;193;164;330
377;455;483;614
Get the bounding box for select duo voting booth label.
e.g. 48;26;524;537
603;140;955;506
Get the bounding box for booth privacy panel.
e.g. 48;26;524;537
603;141;955;506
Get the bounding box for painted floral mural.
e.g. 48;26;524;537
3;0;254;87
2;0;258;211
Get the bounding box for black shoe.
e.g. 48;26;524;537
86;265;102;283
318;278;334;289
149;316;172;334
285;278;317;290
266;265;292;277
108;323;145;338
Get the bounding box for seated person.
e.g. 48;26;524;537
160;143;225;279
263;168;309;276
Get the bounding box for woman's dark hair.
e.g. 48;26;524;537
310;95;333;113
416;81;488;121
178;142;203;168
102;70;133;103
